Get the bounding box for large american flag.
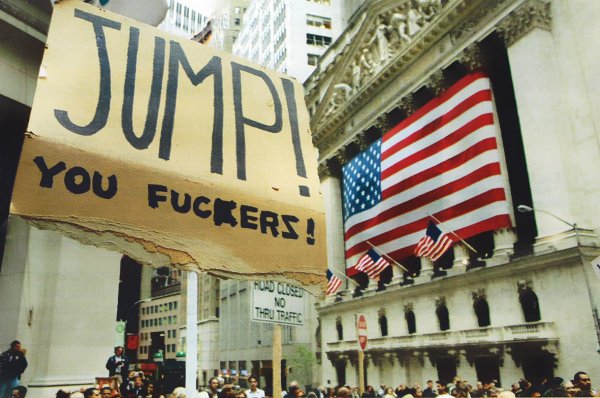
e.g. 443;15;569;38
342;72;513;275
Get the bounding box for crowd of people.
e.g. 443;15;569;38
1;343;600;398
322;373;599;398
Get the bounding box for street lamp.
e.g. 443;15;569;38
518;204;599;351
517;204;579;245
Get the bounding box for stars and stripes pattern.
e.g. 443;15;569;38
354;248;391;278
326;269;342;295
342;72;512;275
415;221;454;261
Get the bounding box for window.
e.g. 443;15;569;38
378;312;388;337
436;303;450;331
474;297;491;327
405;311;416;334
336;317;343;340
234;18;241;26
306;33;332;46
307;54;320;66
306;14;331;29
520;289;541;322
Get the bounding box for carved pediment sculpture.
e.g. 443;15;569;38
316;0;447;127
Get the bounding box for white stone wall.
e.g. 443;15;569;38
0;217;122;398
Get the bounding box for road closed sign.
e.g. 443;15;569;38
251;281;306;326
357;314;367;351
9;0;326;293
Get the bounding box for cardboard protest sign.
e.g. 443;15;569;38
10;0;326;293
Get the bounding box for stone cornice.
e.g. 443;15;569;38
497;0;551;46
317;246;597;315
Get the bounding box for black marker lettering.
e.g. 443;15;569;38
192;196;211;218
240;205;259;230
171;190;191;213
64;166;91;194
231;62;283;180
92;171;117;199
54;9;121;135
213;198;238;227
162;43;223;162
122;27;166;150
260;211;279;237
33;156;67;188
281;215;299;240
148;184;168;208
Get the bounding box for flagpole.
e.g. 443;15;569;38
427;214;478;254
366;241;409;273
332;268;360;287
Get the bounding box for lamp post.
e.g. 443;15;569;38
517;204;599;350
516;204;579;245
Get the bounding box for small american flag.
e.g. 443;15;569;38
415;221;454;261
355;248;391;278
326;269;342;295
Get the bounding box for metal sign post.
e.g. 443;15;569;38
251;282;307;398
357;314;367;395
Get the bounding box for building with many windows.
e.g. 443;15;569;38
159;0;209;39
209;0;251;52
306;0;600;388
233;0;364;82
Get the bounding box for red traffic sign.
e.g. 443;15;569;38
357;314;367;351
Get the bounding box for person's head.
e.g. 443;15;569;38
114;346;124;356
234;390;247;398
56;390;70;398
147;383;155;395
12;386;27;398
307;392;318;398
426;381;433;389
385;388;394;395
495;392;515;398
337;387;350;398
573;372;591;391
10;340;21;352
100;387;112;398
208;378;220;392
295;390;306;398
221;384;236;398
435;383;446;394
289;381;299;396
172;387;186;398
133;377;143;388
84;388;100;398
248;377;259;392
561;381;576;396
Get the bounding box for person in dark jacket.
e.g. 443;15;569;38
106;346;129;386
0;341;28;398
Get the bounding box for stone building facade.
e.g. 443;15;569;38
305;0;600;387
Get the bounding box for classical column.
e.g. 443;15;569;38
498;0;576;238
319;160;347;291
0;216;122;396
488;228;516;266
452;243;469;270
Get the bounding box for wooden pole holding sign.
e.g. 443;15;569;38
272;324;282;398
